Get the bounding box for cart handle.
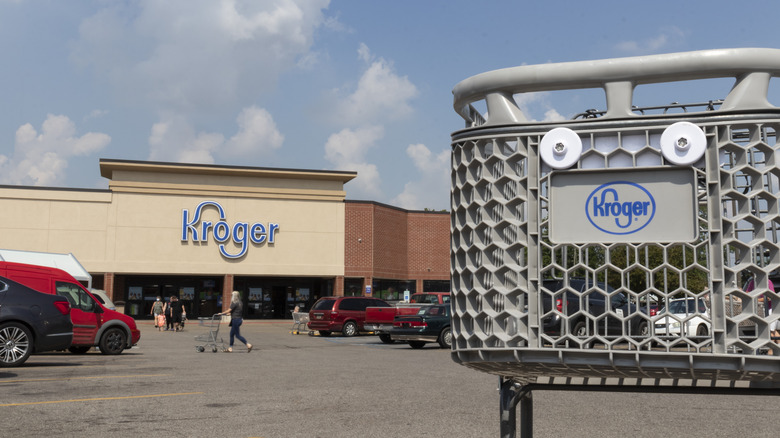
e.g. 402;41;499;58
453;48;780;125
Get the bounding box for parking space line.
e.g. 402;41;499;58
0;392;203;407
0;374;170;384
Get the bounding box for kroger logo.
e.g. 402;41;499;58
181;201;279;259
585;181;655;235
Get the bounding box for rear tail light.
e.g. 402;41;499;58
556;298;563;313
650;308;657;316
54;301;71;315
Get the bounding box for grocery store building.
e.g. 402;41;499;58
0;159;450;320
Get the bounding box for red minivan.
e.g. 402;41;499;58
0;261;140;354
308;296;390;337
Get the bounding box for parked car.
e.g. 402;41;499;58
365;292;450;344
90;289;116;311
391;304;452;349
541;278;648;339
308;296;390;337
0;276;73;367
654;297;710;337
0;261;140;355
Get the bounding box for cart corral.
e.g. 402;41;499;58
450;48;780;437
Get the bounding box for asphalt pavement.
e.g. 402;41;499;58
1;320;780;437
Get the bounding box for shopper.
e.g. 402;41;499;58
745;277;779;354
150;296;164;331
170;295;186;332
164;296;177;331
219;291;253;353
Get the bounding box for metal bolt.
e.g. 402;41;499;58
554;142;566;154
676;137;689;150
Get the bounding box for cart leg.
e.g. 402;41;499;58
499;377;532;438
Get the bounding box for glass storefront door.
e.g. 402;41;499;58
120;275;223;320
235;277;329;319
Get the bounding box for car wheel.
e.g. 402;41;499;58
99;327;127;355
409;341;426;349
319;331;331;337
378;334;394;344
572;320;593;348
638;322;649;337
696;324;709;337
342;321;358;337
438;327;452;349
68;346;91;354
0;322;32;367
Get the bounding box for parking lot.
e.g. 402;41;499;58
2;320;780;437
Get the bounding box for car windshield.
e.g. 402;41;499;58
668;299;698;314
312;299;335;310
423;305;448;316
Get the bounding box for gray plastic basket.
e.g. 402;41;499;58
450;48;780;385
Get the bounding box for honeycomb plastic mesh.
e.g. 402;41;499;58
450;117;780;381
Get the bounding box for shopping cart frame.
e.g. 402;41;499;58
291;312;310;335
194;314;225;353
451;48;780;437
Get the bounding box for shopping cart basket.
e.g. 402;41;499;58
451;48;780;437
195;314;225;353
291;311;310;335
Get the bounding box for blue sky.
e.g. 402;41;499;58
0;0;778;211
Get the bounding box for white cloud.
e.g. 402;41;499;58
148;116;223;164
224;106;284;157
542;109;566;122
331;44;418;126
148;106;284;164
615;26;686;54
321;44;419;201
71;0;332;112
324;126;384;197
391;143;450;210
0;115;110;186
84;109;109;121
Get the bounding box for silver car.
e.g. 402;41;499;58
90;289;117;311
654;297;710;337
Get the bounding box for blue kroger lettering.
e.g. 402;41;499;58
181;201;279;259
585;181;655;235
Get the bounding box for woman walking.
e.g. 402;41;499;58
219;291;253;353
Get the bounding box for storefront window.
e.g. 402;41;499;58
372;279;416;302
423;280;451;292
121;276;222;319
234;277;331;319
344;278;363;297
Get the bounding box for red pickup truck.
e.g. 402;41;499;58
365;292;450;343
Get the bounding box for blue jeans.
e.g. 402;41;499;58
229;317;248;347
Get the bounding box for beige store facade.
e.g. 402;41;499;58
0;159;356;319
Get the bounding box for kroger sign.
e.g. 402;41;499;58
181;201;279;259
586;181;656;235
549;168;696;244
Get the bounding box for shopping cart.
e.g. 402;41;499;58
290;311;310;335
194;314;225;353
451;48;780;437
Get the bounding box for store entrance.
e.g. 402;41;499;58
236;276;331;319
119;275;223;321
271;286;287;319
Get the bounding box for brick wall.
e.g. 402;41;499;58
372;206;408;279
345;202;374;278
345;201;450;288
407;212;450;280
